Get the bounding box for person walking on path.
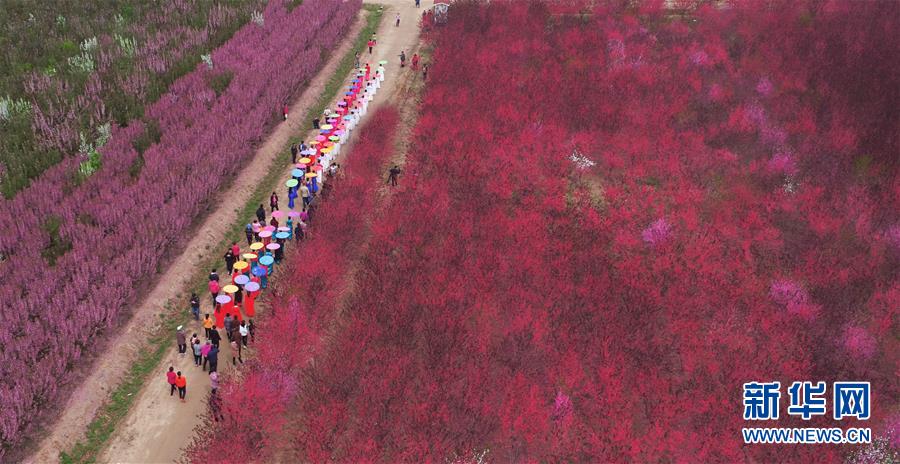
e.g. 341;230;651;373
224;314;234;341
396;12;401;27
388;165;401;186
239;320;249;347
283;105;289;121
415;0;420;7
423;63;429;81
412;53;420;70
248;319;256;344
201;341;212;371
210;324;221;348
300;182;311;209
190;293;200;321
192;336;202;366
399;50;407;68
224;248;235;274
245;223;253;245
209;371;220;395
269;191;279;213
355;52;361;68
176;326;187;356
208;279;220;306
203;314;214;339
367;38;375;54
252;219;261;242
231;242;240;259
166;366;177;396
175;372;187;402
208;269;219;282
207;344;219;373
231;339;243;365
256;204;266;223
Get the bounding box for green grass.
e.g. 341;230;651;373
56;6;383;463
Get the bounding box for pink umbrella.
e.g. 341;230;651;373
259;230;273;239
271;210;285;219
334;129;345;135
313;164;323;172
287;211;301;218
263;225;276;232
266;243;281;251
315;135;327;142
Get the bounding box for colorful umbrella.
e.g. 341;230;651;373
245;282;260;292
233;261;249;271
315;135;327;142
252;266;267;277
299;157;312;164
259;230;273;238
263;225;276;232
321;124;333;130
271;210;285;219
249;242;264;252
259;255;275;266
223;284;239;294
277;226;291;232
215;294;231;304
275;232;290;240
379;60;388;65
242;253;257;261
291;168;304;177
321;147;334;154
305;172;317;179
266;243;281;251
286;178;299;188
234;275;250;285
287;211;300;218
328;135;340;142
334;130;345;135
343;115;353;121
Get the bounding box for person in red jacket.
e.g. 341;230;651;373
175;372;187;402
166;366;177;397
208;279;219;306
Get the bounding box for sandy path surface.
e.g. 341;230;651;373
25;11;371;464
94;1;426;463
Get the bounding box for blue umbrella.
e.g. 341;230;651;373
275;232;290;240
259;255;274;266
291;168;304;178
252;266;267;277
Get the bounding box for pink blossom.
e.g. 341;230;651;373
756;77;773;96
841;326;877;360
642;218;672;247
766;152;799;176
552;391;573;421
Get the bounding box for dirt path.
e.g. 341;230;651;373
25;11;374;464
90;1;426;463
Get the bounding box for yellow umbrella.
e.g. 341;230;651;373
305;172;317;179
222;284;239;294
299;157;312;165
320;124;333;130
233;261;249;271
242;253;257;261
249;242;264;251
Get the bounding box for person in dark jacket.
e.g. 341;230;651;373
207;344;219;373
190;293;200;321
256;204;266;223
224;249;235;273
388;165;401;186
209;326;221;348
290;143;298;164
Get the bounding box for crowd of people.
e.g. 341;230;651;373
162;2;429;421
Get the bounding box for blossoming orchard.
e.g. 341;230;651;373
0;0;897;462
